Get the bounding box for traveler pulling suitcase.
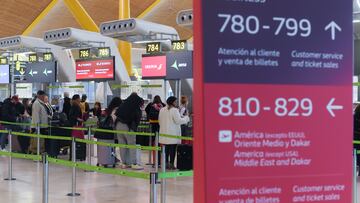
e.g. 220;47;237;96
176;145;193;171
97;139;115;168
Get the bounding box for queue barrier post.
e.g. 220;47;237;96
86;127;93;172
4;130;15;181
42;153;49;203
161;145;166;203
67;137;80;197
147;124;153;166
154;132;159;172
36;123;41;158
354;149;358;203
150;172;158;203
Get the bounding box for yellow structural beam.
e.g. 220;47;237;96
137;0;161;19
64;0;99;32
118;0;133;76
22;0;59;36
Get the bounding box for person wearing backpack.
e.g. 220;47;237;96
94;97;122;167
145;95;165;133
115;93;144;170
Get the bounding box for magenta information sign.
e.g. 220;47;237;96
197;0;353;202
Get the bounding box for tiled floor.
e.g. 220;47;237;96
0;156;193;203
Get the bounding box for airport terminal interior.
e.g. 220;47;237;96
0;0;359;203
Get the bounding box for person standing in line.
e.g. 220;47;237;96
91;102;102;118
179;96;190;136
17;98;32;153
0;96;19;150
30;91;52;154
159;96;190;170
145;95;165;133
80;94;90;115
62;96;71;120
115;93;144;170
68;94;85;161
58;92;70;113
69;95;83;127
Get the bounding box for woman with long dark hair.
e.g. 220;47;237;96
115;93;144;170
159;96;189;170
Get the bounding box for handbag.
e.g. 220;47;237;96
94;116;114;140
72;123;85;139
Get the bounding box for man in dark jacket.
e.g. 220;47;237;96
0;97;19;150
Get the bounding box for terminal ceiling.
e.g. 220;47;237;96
0;0;192;39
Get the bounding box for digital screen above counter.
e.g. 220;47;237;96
25;61;57;83
75;57;115;81
0;65;10;84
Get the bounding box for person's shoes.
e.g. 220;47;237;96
169;163;177;170
131;164;144;170
119;164;130;169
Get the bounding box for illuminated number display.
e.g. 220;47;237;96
0;58;8;65
146;42;161;54
43;53;53;61
28;54;38;62
98;47;111;58
172;40;187;51
79;49;90;59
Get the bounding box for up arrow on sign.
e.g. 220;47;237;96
325;21;342;40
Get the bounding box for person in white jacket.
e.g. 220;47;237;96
159;96;189;170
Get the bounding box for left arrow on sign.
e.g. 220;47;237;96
327;98;343;117
325;21;341;40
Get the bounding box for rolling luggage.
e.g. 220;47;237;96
11;134;22;152
176;145;193;171
69;142;86;161
97;139;115;168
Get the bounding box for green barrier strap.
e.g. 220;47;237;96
91;128;154;137
354;140;360;145
159;134;193;141
48;158;149;179
0;151;41;161
12;131;73;141
59;126;88;131
75;138;160;151
0;120;34;127
0;130;8;133
159;171;193;179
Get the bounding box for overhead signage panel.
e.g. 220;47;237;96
141;55;167;79
25;61;57;83
0;65;10;84
75;57;115;81
166;51;193;80
195;0;353;202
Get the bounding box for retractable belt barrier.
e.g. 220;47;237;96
0;120;194;141
0;149;193;180
0;122;194;203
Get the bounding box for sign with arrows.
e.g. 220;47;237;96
325;21;342;40
0;65;10;84
25;61;57;83
194;0;353;203
166;51;193;80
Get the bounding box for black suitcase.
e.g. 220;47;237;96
176;145;193;171
69;142;86;161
